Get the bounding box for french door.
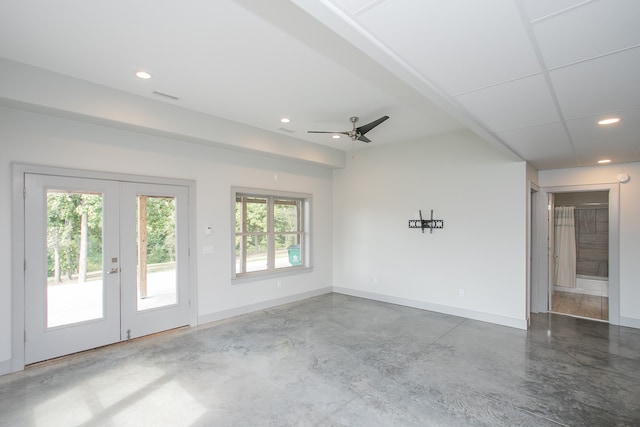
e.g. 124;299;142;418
24;173;190;364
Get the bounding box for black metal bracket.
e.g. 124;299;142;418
408;210;444;234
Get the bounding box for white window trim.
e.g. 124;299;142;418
231;187;312;283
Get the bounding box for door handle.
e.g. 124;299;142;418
107;267;120;275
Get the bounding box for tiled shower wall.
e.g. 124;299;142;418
575;207;608;278
555;191;609;279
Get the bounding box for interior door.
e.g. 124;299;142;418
24;174;191;364
25;174;121;364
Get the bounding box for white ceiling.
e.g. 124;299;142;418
1;0;638;170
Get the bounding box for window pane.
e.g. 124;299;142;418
245;234;268;273
274;199;299;233
137;196;177;311
235;235;243;274
234;200;242;233
46;191;103;327
275;234;302;268
245;197;267;232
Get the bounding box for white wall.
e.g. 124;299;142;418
332;130;528;328
0;107;335;371
539;163;640;328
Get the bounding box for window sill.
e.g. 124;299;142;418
231;266;313;285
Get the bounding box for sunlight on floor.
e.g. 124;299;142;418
34;387;94;426
112;381;206;426
34;366;206;426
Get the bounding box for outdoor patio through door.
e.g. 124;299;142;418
24;173;190;364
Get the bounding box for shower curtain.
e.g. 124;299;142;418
554;206;576;288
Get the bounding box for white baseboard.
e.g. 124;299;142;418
197;287;333;325
333;287;527;330
619;316;640;329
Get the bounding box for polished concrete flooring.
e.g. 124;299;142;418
1;293;639;426
551;291;609;321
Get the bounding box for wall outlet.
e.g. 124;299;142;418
458;288;465;297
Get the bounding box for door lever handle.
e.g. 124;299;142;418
107;267;120;275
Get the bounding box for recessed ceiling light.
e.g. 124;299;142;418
332;135;341;139
598;117;620;125
135;70;152;79
598;159;612;164
280;117;291;123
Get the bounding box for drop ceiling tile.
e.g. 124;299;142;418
566;109;640;164
576;144;638;160
355;0;540;95
572;139;639;166
455;74;559;132
550;47;640;119
521;0;587;21
532;0;640;69
497;122;576;170
575;145;638;167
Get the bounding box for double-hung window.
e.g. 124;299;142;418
233;188;310;278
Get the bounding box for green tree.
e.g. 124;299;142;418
47;193;80;283
76;194;102;282
47;192;102;283
144;197;176;264
274;200;298;246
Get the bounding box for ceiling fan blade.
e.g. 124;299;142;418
356;115;389;135
357;135;371;143
308;130;348;135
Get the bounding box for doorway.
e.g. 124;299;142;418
533;183;620;325
17;167;194;365
549;191;609;321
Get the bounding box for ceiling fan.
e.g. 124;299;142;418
308;115;389;143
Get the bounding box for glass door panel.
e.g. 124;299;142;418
136;195;177;311
46;191;104;327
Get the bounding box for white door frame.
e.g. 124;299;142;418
11;163;198;372
535;183;620;325
526;181;539;326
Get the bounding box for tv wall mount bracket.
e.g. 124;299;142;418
408;210;444;234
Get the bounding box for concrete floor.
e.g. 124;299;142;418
1;293;639;426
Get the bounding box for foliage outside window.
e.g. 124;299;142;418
46;191;178;285
47;192;103;284
234;189;309;278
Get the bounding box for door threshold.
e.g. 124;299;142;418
548;311;609;324
26;325;190;369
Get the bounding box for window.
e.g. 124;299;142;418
233;188;310;278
